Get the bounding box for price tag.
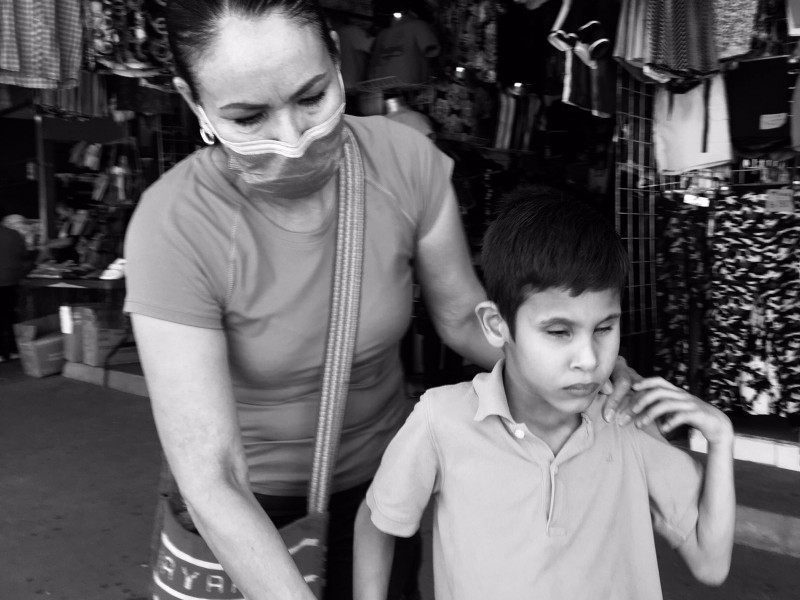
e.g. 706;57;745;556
683;194;710;207
759;113;788;130
59;305;73;335
765;189;795;213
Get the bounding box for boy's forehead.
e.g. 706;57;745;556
521;287;621;321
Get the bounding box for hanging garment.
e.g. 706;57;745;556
724;56;794;156
562;46;615;118
84;0;172;77
714;0;760;61
707;193;800;417
654;196;712;397
334;23;374;90
430;76;494;142
367;16;440;85
653;74;732;174
613;0;659;81
37;70;110;119
0;0;82;89
646;0;719;82
496;0;562;92
436;0;498;83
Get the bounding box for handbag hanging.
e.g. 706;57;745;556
151;126;366;600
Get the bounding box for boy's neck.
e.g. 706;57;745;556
503;368;583;456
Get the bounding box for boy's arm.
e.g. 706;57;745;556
354;499;395;600
631;376;735;585
674;436;735;585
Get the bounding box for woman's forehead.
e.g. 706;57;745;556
194;13;329;101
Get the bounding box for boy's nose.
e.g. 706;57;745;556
570;340;599;371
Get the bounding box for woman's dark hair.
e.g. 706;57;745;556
481;185;630;337
167;0;338;101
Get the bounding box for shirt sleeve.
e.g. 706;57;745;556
366;396;441;537
410;126;454;240
123;183;227;330
634;427;704;548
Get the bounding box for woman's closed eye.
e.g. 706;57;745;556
299;91;326;107
233;112;266;127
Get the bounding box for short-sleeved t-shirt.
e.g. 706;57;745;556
124;115;454;496
367;360;704;600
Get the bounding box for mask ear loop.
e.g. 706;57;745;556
195;105;217;145
200;125;216;145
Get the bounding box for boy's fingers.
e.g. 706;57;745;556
603;357;639;422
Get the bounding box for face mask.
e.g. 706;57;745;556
196;77;346;199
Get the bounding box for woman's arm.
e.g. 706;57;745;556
132;314;315;600
414;188;501;371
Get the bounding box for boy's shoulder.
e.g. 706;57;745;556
418;379;479;417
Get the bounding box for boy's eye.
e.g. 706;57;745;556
595;326;614;335
233;112;266;127
299;91;326;107
547;330;569;338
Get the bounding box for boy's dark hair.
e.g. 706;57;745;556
481;185;630;336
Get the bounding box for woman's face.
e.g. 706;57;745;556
191;12;341;145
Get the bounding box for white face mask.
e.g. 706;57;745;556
196;75;346;199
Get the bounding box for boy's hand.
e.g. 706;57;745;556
629;377;734;446
601;356;642;424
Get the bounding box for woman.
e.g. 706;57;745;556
124;2;635;599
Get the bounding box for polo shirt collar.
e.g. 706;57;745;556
472;358;608;430
473;359;514;423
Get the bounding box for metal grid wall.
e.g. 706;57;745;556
614;70;661;366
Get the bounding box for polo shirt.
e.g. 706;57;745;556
366;359;704;600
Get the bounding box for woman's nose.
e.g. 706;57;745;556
269;112;303;145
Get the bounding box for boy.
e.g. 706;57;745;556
353;190;735;599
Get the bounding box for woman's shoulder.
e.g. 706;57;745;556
345;114;433;154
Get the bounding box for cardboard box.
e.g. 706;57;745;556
14;315;65;378
82;321;137;367
59;303;112;363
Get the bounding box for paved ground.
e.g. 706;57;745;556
1;359;799;600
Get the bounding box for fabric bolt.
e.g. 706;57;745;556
714;0;759;61
654;197;712;397
724;56;793;156
653;74;732;174
367;360;703;600
435;0;498;83
124;115;453;496
0;0;82;89
707;193;800;417
367;16;440;85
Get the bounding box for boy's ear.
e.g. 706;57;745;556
475;301;511;349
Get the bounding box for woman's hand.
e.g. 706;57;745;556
629;377;734;446
600;355;642;423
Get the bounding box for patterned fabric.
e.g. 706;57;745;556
83;0;171;77
435;0;498;83
714;0;760;61
655;197;712;397
646;0;719;82
0;0;82;89
707;193;800;417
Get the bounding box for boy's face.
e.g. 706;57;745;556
503;287;621;417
